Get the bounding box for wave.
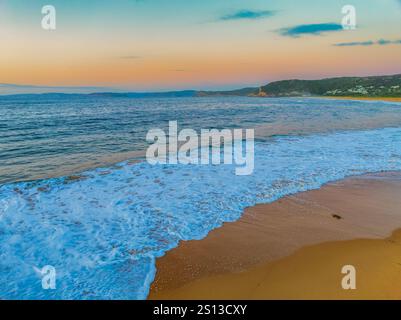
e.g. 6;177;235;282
0;127;401;299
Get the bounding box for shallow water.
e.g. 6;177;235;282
1;96;401;184
0;96;401;299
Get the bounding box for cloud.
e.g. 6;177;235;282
119;55;142;59
334;41;374;47
377;39;391;45
219;10;275;21
334;39;401;47
279;23;343;37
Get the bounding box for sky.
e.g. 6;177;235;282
0;0;401;93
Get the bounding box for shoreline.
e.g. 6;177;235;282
323;96;401;103
149;171;401;299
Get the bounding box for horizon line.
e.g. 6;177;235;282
1;72;401;96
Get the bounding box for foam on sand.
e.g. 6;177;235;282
0;127;401;299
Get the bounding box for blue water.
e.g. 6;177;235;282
2;96;401;184
0;96;401;299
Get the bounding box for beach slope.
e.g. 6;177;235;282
149;172;401;299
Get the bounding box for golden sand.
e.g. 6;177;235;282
149;172;401;300
151;230;401;300
325;96;401;103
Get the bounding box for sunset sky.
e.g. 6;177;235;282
1;0;401;93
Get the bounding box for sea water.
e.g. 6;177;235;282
0;96;401;299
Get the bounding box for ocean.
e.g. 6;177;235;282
0;96;401;299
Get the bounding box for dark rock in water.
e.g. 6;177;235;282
64;175;88;184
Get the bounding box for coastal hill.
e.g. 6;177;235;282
198;74;401;98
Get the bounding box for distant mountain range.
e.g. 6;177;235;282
89;90;197;98
1;74;400;98
196;87;259;97
0;91;197;99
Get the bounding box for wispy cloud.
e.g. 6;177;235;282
334;41;374;47
279;23;343;37
378;39;392;45
219;10;275;21
119;55;142;60
334;39;401;47
171;69;189;72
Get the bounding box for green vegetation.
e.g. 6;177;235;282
260;74;401;97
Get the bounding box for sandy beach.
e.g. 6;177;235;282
325;97;401;103
149;172;401;299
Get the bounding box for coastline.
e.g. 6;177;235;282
149;171;401;299
324;96;401;103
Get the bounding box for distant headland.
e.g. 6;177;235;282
197;74;401;98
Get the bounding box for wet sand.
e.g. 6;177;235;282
149;172;401;299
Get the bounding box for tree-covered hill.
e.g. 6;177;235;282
259;74;401;97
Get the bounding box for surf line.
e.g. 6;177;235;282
146;120;255;175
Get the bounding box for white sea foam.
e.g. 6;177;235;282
0;127;401;299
